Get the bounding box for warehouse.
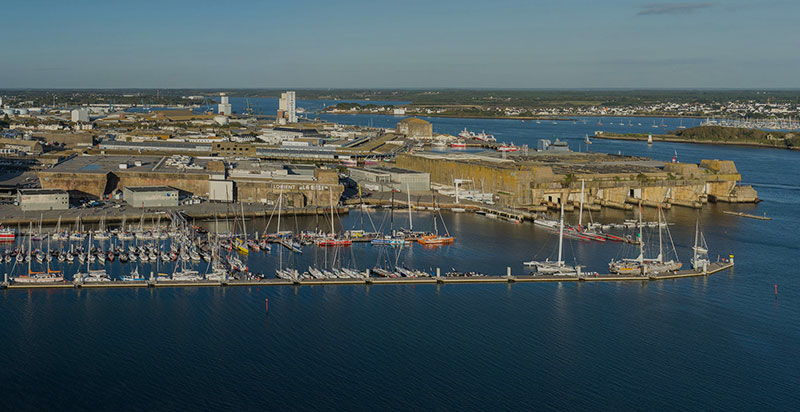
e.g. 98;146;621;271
348;166;430;192
397;118;433;139
17;188;69;211
123;186;179;207
99;140;212;154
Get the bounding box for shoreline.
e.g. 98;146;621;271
321;110;712;121
592;133;800;151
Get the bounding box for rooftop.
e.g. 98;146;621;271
19;188;67;195
123;186;177;193
47;155;164;174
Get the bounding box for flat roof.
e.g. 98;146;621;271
46;155;164;174
380;166;426;174
100;140;212;150
123;186;177;193
45;155;212;176
19;188;67;195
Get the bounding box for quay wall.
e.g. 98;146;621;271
397;154;757;210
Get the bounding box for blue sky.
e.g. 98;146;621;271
2;0;797;88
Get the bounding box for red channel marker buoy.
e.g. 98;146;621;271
265;298;269;312
774;284;778;298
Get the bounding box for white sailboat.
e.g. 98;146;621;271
524;201;584;276
691;218;710;271
609;205;681;275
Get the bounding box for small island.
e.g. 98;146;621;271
594;126;800;150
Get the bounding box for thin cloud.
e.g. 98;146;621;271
637;2;715;15
29;67;67;72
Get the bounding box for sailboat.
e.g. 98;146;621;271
524;201;584;276
70;216;84;241
233;204;249;255
205;235;228;281
32;214;46;241
118;215;134;240
120;265;145;281
371;190;410;246
172;257;202;281
51;216;67;241
95;214;110;240
691;218;710;271
273;188;302;253
315;186;352;246
76;233;111;283
608;205;682;275
12;224;64;283
417;198;454;245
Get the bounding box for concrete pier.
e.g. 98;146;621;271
1;262;734;291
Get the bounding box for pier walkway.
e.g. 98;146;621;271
1;262;733;290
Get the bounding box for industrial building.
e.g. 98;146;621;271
99;140;213;154
71;109;90;123
397;118;433;139
38;155;344;207
537;139;570;152
17;188;69;211
0;138;43;155
218;93;232;115
123;186;179;207
348;166;430;192
209;180;234;202
278;91;297;123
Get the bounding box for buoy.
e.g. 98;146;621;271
265;298;269;312
774;284;778;298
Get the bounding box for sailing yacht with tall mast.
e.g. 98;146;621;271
417;197;454;245
524;201;584;275
315;186;352;246
608;205;681;275
691;218;710;271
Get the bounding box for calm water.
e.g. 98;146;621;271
2;106;799;410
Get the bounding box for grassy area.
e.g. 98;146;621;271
598;126;800;149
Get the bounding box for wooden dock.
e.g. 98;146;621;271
1;262;734;290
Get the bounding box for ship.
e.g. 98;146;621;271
0;226;15;242
496;143;519;152
458;128;496;142
416;198;454;245
608;205;682;275
524;201;588;276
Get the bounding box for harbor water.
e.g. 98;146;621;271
1;107;798;410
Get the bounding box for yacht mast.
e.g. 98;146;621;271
578;179;585;230
637;204;644;262
657;205;664;263
406;183;413;232
693;218;700;265
241;203;247;241
329;186;335;236
390;190;394;235
27;222;32;275
557;200;564;265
